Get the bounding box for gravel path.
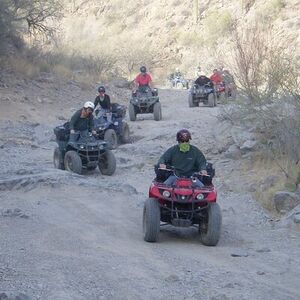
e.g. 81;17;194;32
0;87;299;300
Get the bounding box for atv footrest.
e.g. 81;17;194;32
171;218;192;227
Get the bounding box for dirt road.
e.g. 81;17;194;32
0;87;299;300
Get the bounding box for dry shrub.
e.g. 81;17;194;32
203;10;234;39
8;56;40;78
115;36;157;79
226;22;300;188
257;0;286;21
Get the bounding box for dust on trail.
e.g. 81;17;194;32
0;87;299;300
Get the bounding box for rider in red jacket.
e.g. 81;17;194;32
134;66;153;88
210;69;223;85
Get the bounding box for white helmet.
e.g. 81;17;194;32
83;101;95;110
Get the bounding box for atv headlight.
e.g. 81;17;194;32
99;145;104;150
196;193;204;200
99;126;105;130
79;145;85;149
162;190;171;198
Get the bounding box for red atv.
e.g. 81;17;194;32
143;165;222;246
214;82;226;103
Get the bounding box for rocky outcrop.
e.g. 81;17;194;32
273;191;300;213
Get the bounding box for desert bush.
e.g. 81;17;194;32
226;22;300;185
3;0;62;38
203;10;234;39
257;0;286;21
172;0;181;6
115;36;157;79
182;10;192;17
7;56;40;78
242;0;256;14
203;10;234;48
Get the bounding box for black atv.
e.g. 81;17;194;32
53;125;116;175
94;103;130;149
129;86;162;121
188;83;217;108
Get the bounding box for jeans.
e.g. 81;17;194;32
164;175;204;188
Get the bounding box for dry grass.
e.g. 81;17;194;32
7;56;40;79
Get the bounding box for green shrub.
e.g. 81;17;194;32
203;10;234;38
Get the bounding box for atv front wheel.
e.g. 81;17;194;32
208;93;215;107
143;198;160;242
104;129;118;149
120;123;130;144
64;150;82;174
53;147;64;170
153;102;162;121
200;202;222;246
188;94;195;107
98;149;116;176
129;103;136;121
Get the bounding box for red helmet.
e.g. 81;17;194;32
176;129;192;142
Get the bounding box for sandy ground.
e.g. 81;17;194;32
0;81;300;300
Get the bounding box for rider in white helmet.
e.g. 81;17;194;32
69;101;96;135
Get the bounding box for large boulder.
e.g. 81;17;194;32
230;126;256;147
273;191;300;213
240;140;258;153
224;145;241;160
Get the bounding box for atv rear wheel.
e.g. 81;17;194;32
120;123;130;143
64;150;82;174
208;93;215;107
104;129;118;149
200;202;222;246
176;82;183;89
153;102;162;121
218;92;225;104
188;94;195;107
129;103;136;121
230;89;237;100
53;147;64;170
143;198;160;242
98;149;116;176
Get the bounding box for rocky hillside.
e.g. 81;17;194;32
59;0;300;77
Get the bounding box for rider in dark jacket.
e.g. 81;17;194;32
69;101;95;134
195;72;213;87
157;129;207;186
94;86;111;111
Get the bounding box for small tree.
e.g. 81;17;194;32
1;0;63;42
227;22;300;180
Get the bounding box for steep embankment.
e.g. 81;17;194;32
58;0;300;76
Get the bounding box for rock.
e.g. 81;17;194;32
256;247;271;253
231;250;249;257
293;213;300;223
14;294;31;300
230;127;256;146
224;145;241;160
257;271;265;275
57;115;67;121
111;78;130;89
273;191;300;213
240;140;258;153
165;274;180;282
0;293;8;300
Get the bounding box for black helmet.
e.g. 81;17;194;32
176;129;192;142
140;66;147;73
98;86;105;93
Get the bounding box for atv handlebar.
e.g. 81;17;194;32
157;167;210;177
